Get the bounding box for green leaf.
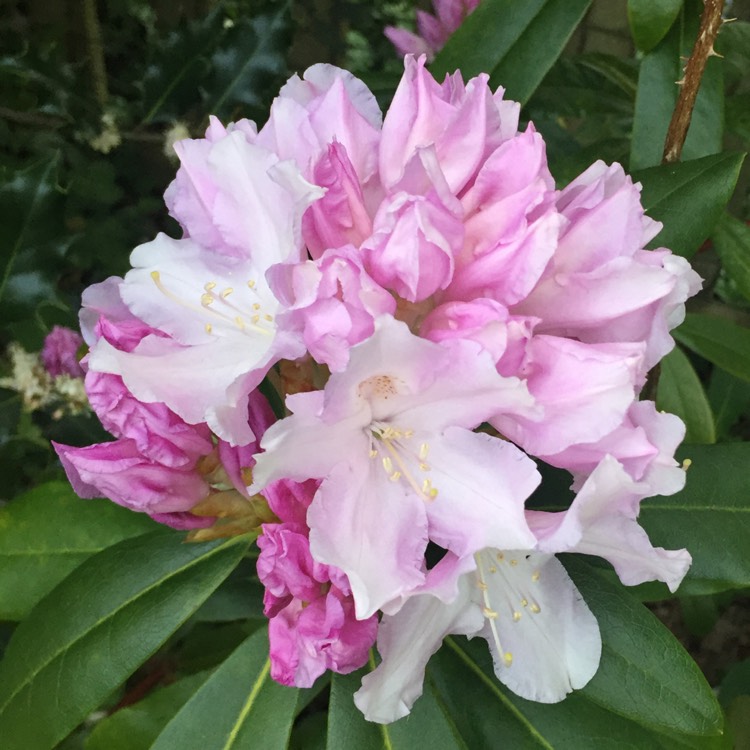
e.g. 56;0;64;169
431;0;546;82
432;0;592;105
712;213;750;303
206;6;290;121
674;313;750;382
656;347;716;444
635;152;745;257
0;481;157;620
708;368;750;439
0;532;249;750
627;0;683;52
327;667;467;750
640;442;750;593
151;629;298;750
630;0;724;170
85;671;213;750
566;558;723;736
0;155;68;319
429;637;720;749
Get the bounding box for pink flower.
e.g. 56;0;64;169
251;317;539;619
385;0;481;61
257;479;377;687
41;326;84;378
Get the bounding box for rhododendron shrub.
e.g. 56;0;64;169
54;55;701;724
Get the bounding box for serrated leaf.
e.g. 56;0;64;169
712;213;750;303
640;442;750;593
85;670;213;750
151;629;298;750
627;0;683;52
656;346;716;444
674;313;750;382
635;152;745;257
630;0;724;170
565;558;723;736
0;532;249;750
0;481;157;620
206;7;290;121
327;668;467;750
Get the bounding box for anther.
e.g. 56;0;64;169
512;611;522;622
510;559;518;567
205;323;212;334
247;280;256;288
264;314;273;322
476;580;488;591
251;315;260;324
488;565;497;573
200;293;214;306
530;603;541;614
419;462;430;471
521;598;528;608
419;443;429;460
496;552;504;562
369;449;378;458
389;471;402;482
234;316;245;330
221;287;233;298
503;652;513;667
252;303;261;311
483;607;498;620
204;281;217;291
382;457;394;474
531;571;540;582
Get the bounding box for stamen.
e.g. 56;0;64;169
204;281;217;291
512;611;522;622
382;457;394;474
419;443;430;460
389;471;402;482
201;293;214;306
483;607;498;620
252;303;261;311
530;603;541;614
221;287;233;298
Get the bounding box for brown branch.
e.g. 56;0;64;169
662;0;725;164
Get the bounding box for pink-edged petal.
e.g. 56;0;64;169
473;550;601;702
422;427;539;555
308;461;429;619
530;456;691;592
492;336;644;456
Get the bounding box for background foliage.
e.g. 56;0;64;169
0;0;748;748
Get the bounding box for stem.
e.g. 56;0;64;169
662;0;725;164
81;0;108;108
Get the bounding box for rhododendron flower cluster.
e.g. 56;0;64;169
55;56;700;724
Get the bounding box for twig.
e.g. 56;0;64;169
81;0;109;108
662;0;725;164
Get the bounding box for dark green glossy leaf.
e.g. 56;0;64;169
712;213;750;303
432;0;591;105
489;0;592;104
85;671;213;750
635;152;745;257
0;155;68;320
566;558;723;736
431;0;546;82
0;481;157;620
0;532;249;750
327;668;467;750
206;6;290;121
627;0;683;52
674;313;750;381
630;0;724;170
656;347;716;444
430;637;721;749
708;368;750;439
640;442;750;593
151;629;298;750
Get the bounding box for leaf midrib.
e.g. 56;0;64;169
0;536;245;713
